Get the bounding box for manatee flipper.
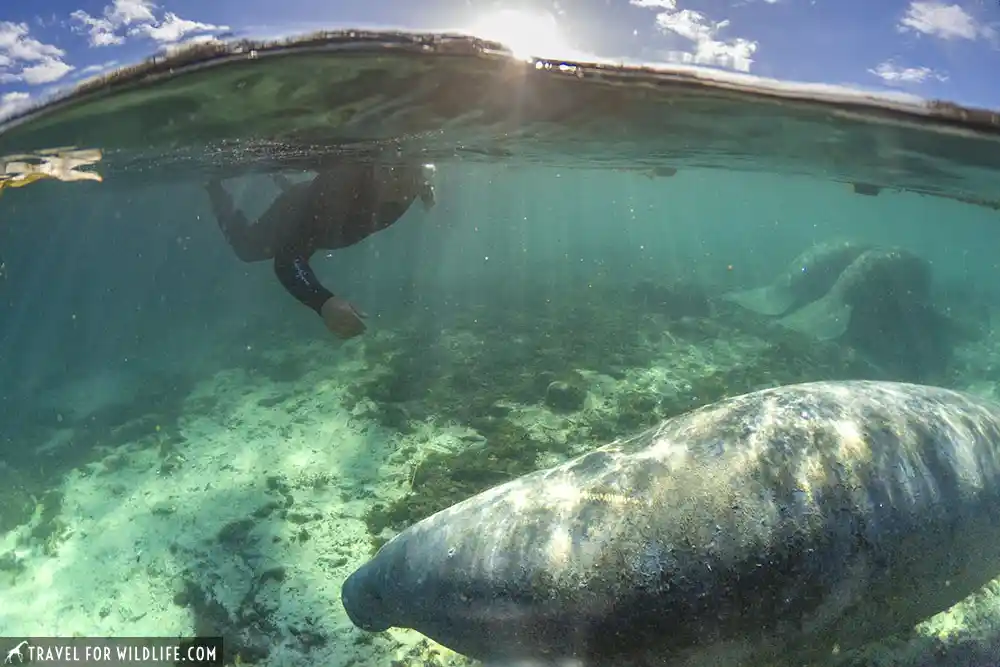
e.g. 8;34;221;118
778;246;931;344
724;240;871;317
778;292;853;340
725;282;799;316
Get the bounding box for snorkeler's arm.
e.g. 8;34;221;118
273;246;367;339
418;164;436;211
273;247;335;314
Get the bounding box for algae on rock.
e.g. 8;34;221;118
358;286;887;543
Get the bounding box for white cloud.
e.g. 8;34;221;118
70;16;122;47
0;91;32;121
80;60;120;75
868;60;948;84
898;2;994;40
160;34;222;56
70;0;154;46
132;13;222;43
69;60;121;85
21;59;74;84
0;22;74;86
71;0;229;46
630;0;758;72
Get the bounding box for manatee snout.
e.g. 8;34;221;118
341;563;392;632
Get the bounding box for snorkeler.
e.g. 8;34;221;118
206;161;436;340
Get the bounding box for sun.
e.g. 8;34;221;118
467;9;571;60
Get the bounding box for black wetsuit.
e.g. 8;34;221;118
210;168;419;313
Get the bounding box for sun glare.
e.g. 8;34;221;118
467;9;571;60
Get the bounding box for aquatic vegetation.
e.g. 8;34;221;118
0;473;38;536
27;489;68;557
630;279;712;320
361;284;883;541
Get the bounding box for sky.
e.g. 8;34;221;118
0;0;998;121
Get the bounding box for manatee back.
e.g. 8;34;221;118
585;380;1000;661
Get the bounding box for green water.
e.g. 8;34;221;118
2;31;1000;667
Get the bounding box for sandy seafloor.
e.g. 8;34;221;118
5;306;1000;667
0;328;466;667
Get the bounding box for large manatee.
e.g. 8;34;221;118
342;381;1000;666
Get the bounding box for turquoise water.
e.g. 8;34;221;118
3;32;1000;667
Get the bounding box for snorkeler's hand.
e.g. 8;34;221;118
320;296;367;340
420;183;436;212
419;164;436;211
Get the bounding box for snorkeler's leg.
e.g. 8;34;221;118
273;247;366;339
205;179;273;262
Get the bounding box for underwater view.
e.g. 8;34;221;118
3;19;1000;667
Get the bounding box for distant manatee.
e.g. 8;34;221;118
779;246;931;341
726;240;870;316
342;381;1000;667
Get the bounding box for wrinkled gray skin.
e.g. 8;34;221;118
778;240;876;306
825;247;931;307
342;381;1000;667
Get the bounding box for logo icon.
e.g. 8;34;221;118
4;640;28;664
